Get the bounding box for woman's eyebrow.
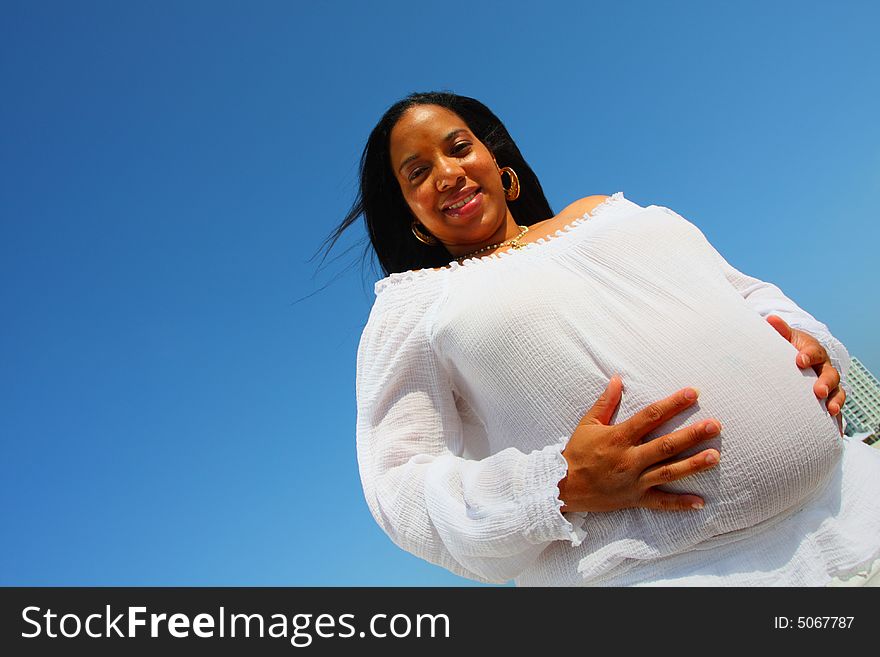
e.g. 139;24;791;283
397;128;470;173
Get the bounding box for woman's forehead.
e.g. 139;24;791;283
392;106;470;141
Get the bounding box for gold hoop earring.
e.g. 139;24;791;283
499;166;520;201
411;221;439;245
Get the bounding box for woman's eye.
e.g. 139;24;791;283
407;144;470;181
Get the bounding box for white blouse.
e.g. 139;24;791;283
355;192;880;586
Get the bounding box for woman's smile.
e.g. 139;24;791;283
442;188;483;218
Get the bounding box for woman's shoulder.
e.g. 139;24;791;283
553;194;612;224
374;265;449;296
362;273;438;354
516;195;612;237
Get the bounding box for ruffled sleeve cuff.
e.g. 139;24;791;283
519;435;588;547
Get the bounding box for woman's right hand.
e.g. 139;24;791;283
558;375;721;513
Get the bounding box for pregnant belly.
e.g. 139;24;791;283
569;380;843;583
633;322;842;533
571;314;844;579
654;385;842;535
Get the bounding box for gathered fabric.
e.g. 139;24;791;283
355;192;880;586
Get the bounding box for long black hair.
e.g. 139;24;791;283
319;91;554;277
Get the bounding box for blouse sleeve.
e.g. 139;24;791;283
355;287;586;584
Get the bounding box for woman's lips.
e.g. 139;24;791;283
442;189;483;218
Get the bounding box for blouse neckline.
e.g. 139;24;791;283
374;191;628;295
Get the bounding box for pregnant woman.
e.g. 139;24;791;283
340;91;880;585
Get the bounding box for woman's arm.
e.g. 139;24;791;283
355;292;584;585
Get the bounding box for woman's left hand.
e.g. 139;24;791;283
766;315;846;432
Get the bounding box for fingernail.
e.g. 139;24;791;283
705;421;720;435
684;388;699;400
691;501;704;510
705;452;719;464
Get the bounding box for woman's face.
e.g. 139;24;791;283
389;104;514;257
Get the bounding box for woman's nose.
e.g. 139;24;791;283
434;157;465;191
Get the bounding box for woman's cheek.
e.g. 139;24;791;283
404;189;432;222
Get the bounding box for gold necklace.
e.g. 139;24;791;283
453;225;531;265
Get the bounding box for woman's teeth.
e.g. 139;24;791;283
446;190;478;210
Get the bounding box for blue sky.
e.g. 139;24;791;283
1;1;877;586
